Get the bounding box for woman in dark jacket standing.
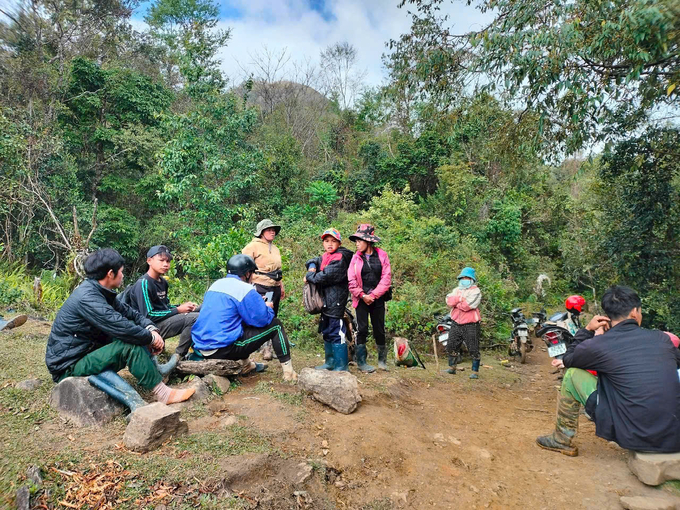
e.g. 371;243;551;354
347;224;392;372
305;228;354;371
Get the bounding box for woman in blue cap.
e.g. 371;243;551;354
445;267;483;378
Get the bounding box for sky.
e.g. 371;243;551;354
131;0;493;89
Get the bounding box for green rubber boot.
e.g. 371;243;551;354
446;354;457;374
355;343;375;373
315;341;335;370
377;344;389;371
332;342;349;372
536;393;580;456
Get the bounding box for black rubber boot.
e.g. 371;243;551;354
377;344;389;371
446;354;457;374
355;343;375;373
469;359;480;379
536;392;580;457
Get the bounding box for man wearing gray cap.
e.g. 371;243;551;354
119;245;199;371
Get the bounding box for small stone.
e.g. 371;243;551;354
469;485;479;493
16;485;29;510
221;415;238;427
294;462;314;485
50;377;125;427
433;433;445;442
322;448;329;456
297;369;361;414
123;402;188;452
620;495;678;510
477;448;494;461
26;465;42;487
321;440;328;448
202;374;231;394
448;436;461;445
628;451;680;486
391;492;408;505
15;378;42;391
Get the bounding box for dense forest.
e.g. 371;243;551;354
1;0;678;346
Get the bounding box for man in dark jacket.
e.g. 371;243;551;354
537;285;680;456
45;249;195;405
305;228;354;371
119;245;199;361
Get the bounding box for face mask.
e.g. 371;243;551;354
459;279;473;289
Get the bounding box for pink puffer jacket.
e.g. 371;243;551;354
347;248;392;308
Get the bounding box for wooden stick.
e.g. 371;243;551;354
432;334;439;372
175;359;244;376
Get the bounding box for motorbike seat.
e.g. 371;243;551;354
549;312;568;322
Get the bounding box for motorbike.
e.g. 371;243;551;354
435;314;453;347
507;308;534;363
535;309;582;359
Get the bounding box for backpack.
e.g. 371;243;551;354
303;282;324;314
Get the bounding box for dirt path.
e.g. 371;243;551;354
1;320;674;509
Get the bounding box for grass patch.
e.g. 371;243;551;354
173;426;273;456
252;381;303;406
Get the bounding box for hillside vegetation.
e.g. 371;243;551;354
1;0;679;345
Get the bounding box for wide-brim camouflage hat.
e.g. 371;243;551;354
255;219;281;237
348;223;381;243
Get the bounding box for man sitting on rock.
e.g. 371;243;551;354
119;245;199;372
537;285;680;457
45;248;195;407
191;254;297;382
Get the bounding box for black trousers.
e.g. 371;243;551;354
156;307;200;357
204;317;291;363
447;321;481;361
355;299;386;346
254;284;282;316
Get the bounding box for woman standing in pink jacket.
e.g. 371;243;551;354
446;267;483;379
347;224;392;372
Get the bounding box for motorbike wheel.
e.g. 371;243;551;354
519;342;527;364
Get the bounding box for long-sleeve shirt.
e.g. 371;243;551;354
192;275;274;350
123;274;178;324
563;319;680;453
446;286;482;324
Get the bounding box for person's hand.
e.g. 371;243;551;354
150;331;165;354
177;302;196;313
308;267;317;273
266;301;274;309
594;326;606;336
551;358;565;369
362;294;375;305
586;315;611;333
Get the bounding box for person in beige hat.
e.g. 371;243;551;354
242;219;284;360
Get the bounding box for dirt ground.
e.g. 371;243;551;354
1;319;678;509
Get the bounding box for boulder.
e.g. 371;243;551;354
169;377;211;409
619;496;679;510
50;377;125;427
297;368;361;414
203;374;231;394
16;378;42;391
628;451;680;486
123;402;188;452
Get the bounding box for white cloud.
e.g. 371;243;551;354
130;0;493;90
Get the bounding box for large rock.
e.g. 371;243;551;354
628;451;680;486
620;495;679;510
297;368;361;414
50;377;125;427
123;402;188;452
16;485;29;510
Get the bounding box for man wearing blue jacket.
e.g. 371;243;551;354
191;254;297;382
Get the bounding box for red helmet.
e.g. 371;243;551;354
565;295;586;314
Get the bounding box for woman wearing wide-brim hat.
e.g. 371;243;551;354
242;219;285;360
347;224;392;372
445;267;483;379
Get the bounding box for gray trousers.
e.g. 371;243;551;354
156;310;200;357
